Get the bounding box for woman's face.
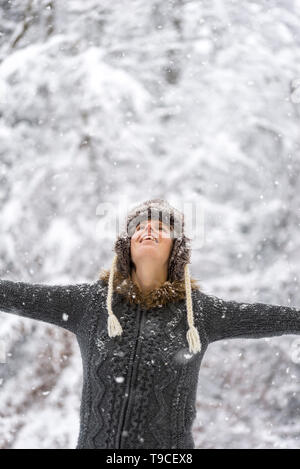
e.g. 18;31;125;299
130;218;174;272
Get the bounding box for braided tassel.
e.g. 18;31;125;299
106;254;123;337
184;263;201;354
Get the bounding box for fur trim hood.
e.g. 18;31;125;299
99;267;200;310
100;198;202;355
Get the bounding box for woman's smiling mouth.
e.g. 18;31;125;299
140;236;158;243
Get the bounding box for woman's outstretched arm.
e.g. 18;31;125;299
0;278;92;335
200;292;300;344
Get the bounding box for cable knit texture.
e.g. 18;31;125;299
1;276;300;448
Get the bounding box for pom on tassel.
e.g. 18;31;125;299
186;325;201;354
108;313;123;337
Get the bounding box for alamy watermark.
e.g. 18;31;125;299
0;340;6;364
95;199;205;250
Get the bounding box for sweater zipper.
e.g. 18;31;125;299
117;303;145;448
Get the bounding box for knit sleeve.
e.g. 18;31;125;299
201;292;300;344
0;278;92;335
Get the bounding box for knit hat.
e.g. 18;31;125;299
101;198;202;355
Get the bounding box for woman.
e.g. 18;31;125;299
1;198;300;449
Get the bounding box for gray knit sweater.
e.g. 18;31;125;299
1;277;300;449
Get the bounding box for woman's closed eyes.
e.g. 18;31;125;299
136;221;170;233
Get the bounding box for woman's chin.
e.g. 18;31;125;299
135;249;159;261
139;243;158;249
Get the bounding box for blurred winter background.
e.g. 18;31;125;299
0;0;300;449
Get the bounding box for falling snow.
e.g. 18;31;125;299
114;376;125;383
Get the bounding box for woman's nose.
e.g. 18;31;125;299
143;221;157;235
